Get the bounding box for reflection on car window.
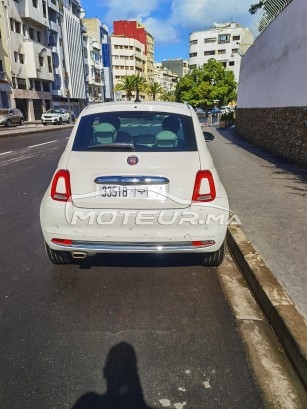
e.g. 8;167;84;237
72;111;197;152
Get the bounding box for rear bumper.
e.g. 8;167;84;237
49;239;218;254
40;194;229;254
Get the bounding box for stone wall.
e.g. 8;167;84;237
235;107;307;165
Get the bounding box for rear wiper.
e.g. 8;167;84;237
88;143;135;151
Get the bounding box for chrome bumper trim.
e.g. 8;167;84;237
54;240;216;253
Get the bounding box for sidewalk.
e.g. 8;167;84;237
209;125;307;391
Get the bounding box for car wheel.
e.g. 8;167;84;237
42;123;47;126
6;119;11;127
58;117;63;125
67;118;70;124
20;118;24;126
200;240;226;267
45;242;73;264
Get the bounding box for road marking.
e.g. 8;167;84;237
27;140;57;149
0;151;13;156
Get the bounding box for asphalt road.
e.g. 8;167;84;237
0;128;305;408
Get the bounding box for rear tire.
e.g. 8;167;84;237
58;117;63;125
20;118;24;126
45;242;73;264
6;119;11;127
200;240;226;267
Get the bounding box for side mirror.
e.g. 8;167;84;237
203;131;214;142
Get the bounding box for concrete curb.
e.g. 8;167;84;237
227;224;307;391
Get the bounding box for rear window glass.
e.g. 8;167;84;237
72;111;197;152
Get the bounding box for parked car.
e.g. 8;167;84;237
208;107;221;117
40;101;229;266
220;106;231;115
41;108;71;125
0;108;24;127
195;108;206;118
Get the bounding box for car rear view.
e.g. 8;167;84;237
40;102;229;266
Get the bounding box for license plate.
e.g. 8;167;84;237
97;185;166;199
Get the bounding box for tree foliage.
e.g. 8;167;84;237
114;74;148;101
175;59;237;108
147;81;163;101
114;75;136;101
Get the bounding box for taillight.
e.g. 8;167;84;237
51;169;71;202
51;238;72;245
192;170;216;202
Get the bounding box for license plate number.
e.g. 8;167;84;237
97;185;166;199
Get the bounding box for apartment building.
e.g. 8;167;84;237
111;35;146;101
161;59;189;79
153;62;179;95
0;0;88;120
113;20;154;81
82;18;113;103
189;22;254;82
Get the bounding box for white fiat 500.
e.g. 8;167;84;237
40;101;229;265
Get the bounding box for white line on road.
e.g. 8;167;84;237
27;140;57;149
0;151;13;156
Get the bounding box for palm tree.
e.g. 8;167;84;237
160;91;176;102
133;74;147;102
147;81;163;101
114;75;135;101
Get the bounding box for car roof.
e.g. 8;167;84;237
81;101;193;117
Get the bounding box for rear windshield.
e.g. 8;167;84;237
72;111;197;152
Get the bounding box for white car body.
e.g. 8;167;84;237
40;101;229;265
41;108;70;125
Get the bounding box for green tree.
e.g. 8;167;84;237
147;81;163;101
160;91;176;102
114;75;135;101
175;59;237;108
133;74;148;102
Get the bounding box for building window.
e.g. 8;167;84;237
34;80;41;91
32;0;38;8
228;61;235;66
14;52;18;62
37;31;41;43
233;35;240;41
232;48;239;53
204;37;216;43
42;1;47;18
204;50;215;56
17;78;27;89
218;49;226;54
10;19;14;31
29;27;35;40
189;52;197;57
19;54;24;64
15;21;21;34
218;34;230;44
39;56;44;67
47;56;52;72
190;40;198;45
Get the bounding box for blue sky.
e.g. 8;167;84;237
80;0;258;61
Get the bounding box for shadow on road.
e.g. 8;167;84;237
71;342;155;409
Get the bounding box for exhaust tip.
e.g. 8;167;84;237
72;251;87;259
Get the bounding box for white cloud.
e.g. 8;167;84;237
142;17;179;44
102;0;161;24
169;0;255;30
89;0;256;45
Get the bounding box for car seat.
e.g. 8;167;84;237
155;115;180;148
94;122;117;144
